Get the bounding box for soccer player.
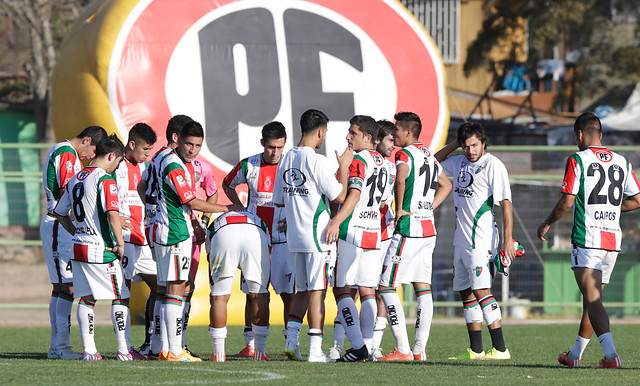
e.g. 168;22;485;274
41;125;107;359
537;112;640;369
377;112;452;361
435;122;515;360
153;121;240;361
53;135;130;361
113;122;157;358
325;115;383;362
223;121;292;357
207;210;272;362
272;109;353;362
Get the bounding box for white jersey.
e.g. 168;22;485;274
141;146;172;227
54;166;120;264
208;210;269;239
272;146;343;252
441;153;511;249
380;158;396;241
338;149;384;249
562;146;640;251
43;141;82;211
114;157;147;245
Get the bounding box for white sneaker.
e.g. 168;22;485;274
56;346;82;360
307;352;331;363
47;347;58;359
328;345;342;360
370;347;383;361
284;340;303;361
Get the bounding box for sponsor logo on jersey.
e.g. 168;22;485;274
283;168;306;187
458;171;474;188
106;265;118;274
110;200;119;208
109;184;118;195
372;153;384;165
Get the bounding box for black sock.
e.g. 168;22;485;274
144;295;152;344
468;330;483;353
489;327;506;352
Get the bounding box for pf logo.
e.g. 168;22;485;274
594;150;612;162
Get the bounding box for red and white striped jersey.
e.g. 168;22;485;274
224;153;285;243
208;210;269;240
54;166;120;264
114;157;146;245
562;146;640;251
43;141;82;211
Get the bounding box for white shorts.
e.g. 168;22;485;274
571;245;618;284
270;243;294;294
291;251;335;291
149;241;166;287
154;239;192;283
41;214;74;284
72;259;130;300
123;243;156;281
209;223;270;295
452;247;494;291
335;241;383;288
379;234;434;288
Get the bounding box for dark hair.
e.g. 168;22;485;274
166;115;194;143
262;121;287;141
457;122;488;148
376;119;395;142
95;134;125;158
128;123;157;145
394;112;422;138
180;121;204;139
300;109;329;135
77;125;108;145
574;112;602;136
349;115;378;141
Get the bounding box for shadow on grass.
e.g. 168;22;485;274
0;353;49;360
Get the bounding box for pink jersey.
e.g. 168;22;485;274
192;157;218;198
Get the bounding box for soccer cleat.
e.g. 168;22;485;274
210;352;226;362
328;345;342;360
138;342;151;356
336;345;369;362
116;351;133;361
183;346;202;360
47;347;58;359
56;346;82;360
448;348;485;360
377;347;413;361
413;351;427;361
284;340;303;361
129;347;149;360
254;351;271;361
82;351;103;361
594;356;622;369
307;352;331;363
166;349;203;362
369;347;383;361
558;352;580;368
232;345;255;358
157;351;169;361
483;347;511;360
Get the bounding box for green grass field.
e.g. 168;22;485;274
1;323;638;384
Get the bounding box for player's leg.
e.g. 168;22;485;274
411;282;432;360
370;291;387;359
77;295;99;360
283;251;308;360
248;289;270;360
358;286;376;353
307;289;328;361
305;250;334;362
54;225;77;357
270;243;295;348
182;241;201;352
137;272;157;353
473;287;509;359
41;216;60;358
208;286;231;362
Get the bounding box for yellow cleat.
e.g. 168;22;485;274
166;349;203;362
448;348;485;360
483;348;511;360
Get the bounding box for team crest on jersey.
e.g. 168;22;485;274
475;166;485;174
473;266;483;277
176;175;187;187
593;149;612;162
77;170;89;180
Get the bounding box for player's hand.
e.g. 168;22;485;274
277;218;287;233
108;244;125;259
394;208;412;226
325;221;339;244
192;218;206;245
503;239;517;259
336;147;354;170
536;222;550;241
121;216;133;230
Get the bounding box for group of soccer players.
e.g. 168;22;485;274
41;109;640;367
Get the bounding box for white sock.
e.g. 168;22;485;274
332;318;345;348
78;299;97;354
308;328;324;356
252;324;270;354
359;293;377;353
209;326;227;359
567;335;590;360
55;291;74;349
112;300;130;353
49;292;58;349
379;288;410;354
181;292;192;348
372;316;387;350
163;295;183;356
413;288;433;354
336;294;365;349
151;292;164;353
243;326;255;348
286;318;302;346
597;332;618;360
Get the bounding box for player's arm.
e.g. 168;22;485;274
434;140;459;162
137;179;147;205
185;197;243;214
432;171;452;209
622;193;640;212
222;183;243;206
53;186;76;235
107;210;125;258
500;199;516;258
53;213;76;236
394;162;410;224
325;188;360;243
332;147;354;204
536;193;576;241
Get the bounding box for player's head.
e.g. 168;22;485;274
573;112;602;150
166;114;194;146
126;123;157;163
393;112;421;146
300;109;329;148
75;125;108;161
376;119;395;158
176;120;204;163
346;115;377;152
457;122;488;162
261;121;287;165
95;134;125;173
